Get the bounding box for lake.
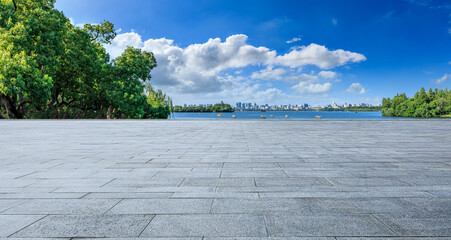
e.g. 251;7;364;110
172;111;403;119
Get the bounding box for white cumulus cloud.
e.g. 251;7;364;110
434;73;450;84
251;66;287;80
292;82;332;94
318;70;337;79
346;83;368;94
275;43;366;69
104;32;365;96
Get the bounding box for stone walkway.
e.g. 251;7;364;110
0;120;450;239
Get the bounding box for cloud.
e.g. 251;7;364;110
292;81;332;94
286;37;302;44
251;67;287;80
105;32;365;95
434;73;450;84
346;83;368;94
331;18;338;25
275;43;366;69
140;34;276;93
104;32;143;58
211;81;288;103
318;71;337;79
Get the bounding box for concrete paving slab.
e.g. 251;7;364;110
107;199;212;214
0;215;44;237
265;214;395;236
1;120;450;238
141;214;267;237
12;215;154;238
3;199;120;215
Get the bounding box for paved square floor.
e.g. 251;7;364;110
0;120;450;239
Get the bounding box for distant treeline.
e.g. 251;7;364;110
382;88;451;118
321;106;382;112
173;103;234;112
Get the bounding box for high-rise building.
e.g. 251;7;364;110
236;102;242;109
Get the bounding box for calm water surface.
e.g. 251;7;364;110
172;111;403;119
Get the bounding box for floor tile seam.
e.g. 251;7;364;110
102;198;125;215
0;199;30;214
137;214;156;237
369;213;401;236
6;214;47;238
79;192;92;199
322;177;336;187
99;178;117;187
13;171;39;179
262;214;270;237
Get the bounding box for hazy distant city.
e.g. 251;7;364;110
181;101;381;111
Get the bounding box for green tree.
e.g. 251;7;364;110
1;0;64;118
106;47;157;119
0;0;170;119
143;83;173;119
382;87;451;118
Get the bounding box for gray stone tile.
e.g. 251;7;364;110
180;178;256;187
312;198;419;215
0;192;87;199
83;192;172;199
141;214;267;237
221;170;286;178
0;215;44;237
337;238;451;240
74;238;202;240
134;186;215;192
374;214;451;236
326;177;411;187
12;215;154;238
255;177;332;187
104;178;184;187
3;199;119;215
265;214;395;236
171;192;259;199
107;199;212;214
259;192;349;198
211;198;314;214
28;178;113;187
0;200;28;213
206;238;334;240
1;120;451;238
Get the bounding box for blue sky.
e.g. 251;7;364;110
55;0;451;106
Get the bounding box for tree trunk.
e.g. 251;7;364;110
107;105;112;119
1;95;23;119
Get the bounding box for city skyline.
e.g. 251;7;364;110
55;0;450;106
180;101;379;109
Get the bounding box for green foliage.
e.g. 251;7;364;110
173;103;234;113
382;87;451;118
82;20;116;44
143;83;173;119
0;0;171;119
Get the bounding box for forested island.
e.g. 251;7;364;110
173;103;234;112
382;88;451;118
0;0;171;119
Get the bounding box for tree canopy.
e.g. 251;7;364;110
382;87;451;118
0;0;171;119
